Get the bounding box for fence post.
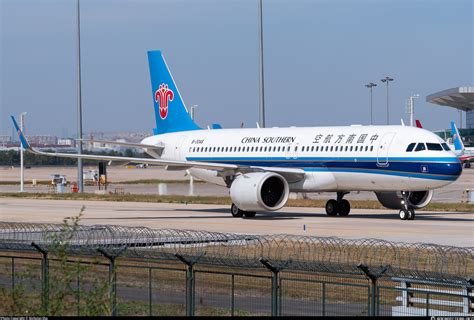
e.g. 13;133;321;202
31;242;49;314
149;267;153;316
465;278;473;314
175;253;204;317
357;264;388;317
76;263;80;316
259;258;291;317
98;247;127;317
11;257;15;293
322;282;326;316
231;274;235;317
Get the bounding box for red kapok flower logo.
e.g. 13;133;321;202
155;83;174;119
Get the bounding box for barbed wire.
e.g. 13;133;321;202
0;221;472;283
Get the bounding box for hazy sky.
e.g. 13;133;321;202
1;0;473;137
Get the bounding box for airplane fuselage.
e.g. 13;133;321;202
142;125;462;192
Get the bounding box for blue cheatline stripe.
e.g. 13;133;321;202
187;156;459;163
185;156;462;181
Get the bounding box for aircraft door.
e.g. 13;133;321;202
175;136;187;160
376;132;395;166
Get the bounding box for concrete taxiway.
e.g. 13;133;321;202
1;198;472;247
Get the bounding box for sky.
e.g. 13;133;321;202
1;0;473;137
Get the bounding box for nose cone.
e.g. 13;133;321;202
447;153;463;180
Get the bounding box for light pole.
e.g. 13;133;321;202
258;0;265;128
77;0;84;192
380;76;394;125
365;82;377;125
19;112;27;192
409;94;419;127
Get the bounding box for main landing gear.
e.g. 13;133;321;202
399;191;415;220
325;192;351;217
231;203;256;218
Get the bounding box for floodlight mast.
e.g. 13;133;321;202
380;76;394;125
76;0;84;192
19;112;27;192
365;82;377;125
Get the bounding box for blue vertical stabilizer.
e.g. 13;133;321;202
147;50;200;135
450;121;464;151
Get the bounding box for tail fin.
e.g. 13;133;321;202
415;119;423;128
147;50;200;135
450;121;464;151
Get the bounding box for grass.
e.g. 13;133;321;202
0;191;472;212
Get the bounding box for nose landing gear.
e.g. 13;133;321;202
399;191;416;220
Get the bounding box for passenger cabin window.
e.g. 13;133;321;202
414;143;426;152
406;143;416;152
441;143;450;151
426;143;443;151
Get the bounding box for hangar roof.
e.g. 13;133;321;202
426;87;474;112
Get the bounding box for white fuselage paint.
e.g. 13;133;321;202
141;125;462;192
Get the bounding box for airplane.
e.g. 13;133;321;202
11;50;463;220
450;121;473;168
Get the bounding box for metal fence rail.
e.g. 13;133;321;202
0;221;473;316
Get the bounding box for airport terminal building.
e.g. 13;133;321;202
427;86;474;146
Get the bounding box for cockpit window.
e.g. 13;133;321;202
406;143;416;152
414;143;426;152
441;143;450;151
426;143;443;151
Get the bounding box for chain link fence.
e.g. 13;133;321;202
0;221;472;316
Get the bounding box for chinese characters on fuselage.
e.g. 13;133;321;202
313;133;378;144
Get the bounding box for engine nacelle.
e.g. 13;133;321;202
230;172;289;212
375;190;433;210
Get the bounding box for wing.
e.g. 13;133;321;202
11;116;305;182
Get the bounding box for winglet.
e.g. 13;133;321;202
10;116;31;150
450;121;464;151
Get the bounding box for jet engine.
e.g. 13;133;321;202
230;172;290;212
375;190;433;210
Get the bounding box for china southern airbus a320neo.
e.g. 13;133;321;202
12;50;463;220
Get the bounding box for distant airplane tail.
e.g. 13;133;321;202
147;50;200;135
10;116;31;150
415;119;423;128
450;121;464;151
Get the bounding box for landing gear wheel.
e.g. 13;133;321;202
407;208;415;220
338;199;351;216
243;211;256;218
231;203;244;218
399;209;408;220
325;199;339;216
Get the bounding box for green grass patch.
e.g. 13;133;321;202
0;192;472;212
